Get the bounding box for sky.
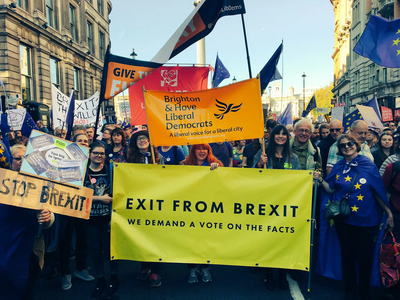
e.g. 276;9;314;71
109;0;335;95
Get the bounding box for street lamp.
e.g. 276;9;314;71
268;85;272;98
130;49;137;59
232;76;237;83
302;72;306;115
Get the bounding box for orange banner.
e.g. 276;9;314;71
144;78;264;146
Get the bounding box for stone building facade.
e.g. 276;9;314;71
0;0;112;111
331;0;400;114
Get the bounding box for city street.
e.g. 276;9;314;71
35;259;384;300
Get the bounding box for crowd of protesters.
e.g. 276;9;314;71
1;116;400;300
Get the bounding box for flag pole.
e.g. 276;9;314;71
280;39;284;114
261;137;266;169
142;85;156;165
307;178;319;292
240;14;252;79
95;44;111;140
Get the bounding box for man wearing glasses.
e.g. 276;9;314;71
289;119;321;171
326;120;373;175
318;119;343;175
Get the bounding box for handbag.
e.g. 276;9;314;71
325;173;357;221
380;230;400;287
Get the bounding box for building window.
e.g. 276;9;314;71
354;71;360;94
383;68;387;83
87;21;94;54
70;5;78;41
46;0;54;28
368;64;375;88
50;58;60;89
376;69;380;84
17;0;28;10
353;2;360;24
20;44;32;102
74;68;80;100
352;34;360;61
99;31;105;59
98;0;104;16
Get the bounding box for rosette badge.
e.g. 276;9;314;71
214;99;242;120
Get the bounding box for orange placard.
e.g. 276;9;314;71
104;61;159;100
144;78;264;146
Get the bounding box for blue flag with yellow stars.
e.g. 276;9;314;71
259;43;283;94
212;54;230;88
21;111;38;137
302;95;317;117
317;155;388;286
343;109;363;132
354;15;400;68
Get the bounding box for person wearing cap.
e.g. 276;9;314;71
366;127;379;153
126;129;162;287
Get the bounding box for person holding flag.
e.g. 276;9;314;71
314;134;393;300
126;129;162;287
253;124;300;290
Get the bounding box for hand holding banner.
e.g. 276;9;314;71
144;78;264;146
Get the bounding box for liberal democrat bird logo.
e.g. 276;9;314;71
214;99;242;120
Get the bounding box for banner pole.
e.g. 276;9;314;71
142;85;156;165
261;137;266;169
240;14;252;79
307;178;319;292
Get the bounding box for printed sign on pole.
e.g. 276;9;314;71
144;78;264;146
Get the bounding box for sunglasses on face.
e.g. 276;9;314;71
338;140;355;149
137;137;149;142
330;128;342;132
91;152;105;156
13;157;23;161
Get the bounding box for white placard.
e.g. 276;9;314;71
317;107;330;114
331;106;344;123
51;85;102;134
356;104;384;129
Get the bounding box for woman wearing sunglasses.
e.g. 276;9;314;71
314;134;393;300
84;141;119;298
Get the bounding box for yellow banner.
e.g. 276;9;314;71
111;164;312;270
144;78;264;146
0;169;93;219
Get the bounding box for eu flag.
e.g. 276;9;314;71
277;102;292;125
354;15;400;68
21;111;38;137
212;54;230;88
65;90;75;141
343;109;363;132
302;95;317;117
259;43;283;94
317;155;388;287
